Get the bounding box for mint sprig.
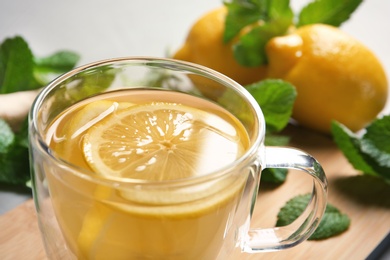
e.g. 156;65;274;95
276;194;350;240
247;79;296;133
34;50;80;85
224;0;293;67
0;36;79;186
0;36;80;92
0;36;39;93
332;117;390;182
297;0;363;27
247;79;297;183
224;0;363;67
218;79;295;183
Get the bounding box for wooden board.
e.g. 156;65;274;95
0;125;389;259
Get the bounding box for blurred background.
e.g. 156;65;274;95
0;0;389;258
1;0;389;76
0;0;389;211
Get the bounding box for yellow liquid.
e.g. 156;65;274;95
45;89;250;259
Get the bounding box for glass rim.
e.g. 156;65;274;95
29;56;266;187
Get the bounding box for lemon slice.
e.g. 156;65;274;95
68;100;134;139
83;102;246;181
52;100;133;169
73;100;249;258
52;100;133;257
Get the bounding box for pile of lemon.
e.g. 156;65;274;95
173;6;388;134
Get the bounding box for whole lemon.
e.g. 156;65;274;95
173;7;267;87
266;24;388;134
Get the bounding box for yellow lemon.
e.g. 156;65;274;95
266;24;388;133
173;7;267;88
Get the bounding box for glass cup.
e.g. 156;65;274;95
29;57;327;259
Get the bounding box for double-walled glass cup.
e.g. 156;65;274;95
29;57;327;259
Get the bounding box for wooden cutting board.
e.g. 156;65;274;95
0;125;389;260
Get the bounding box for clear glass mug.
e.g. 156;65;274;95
29;57;327;259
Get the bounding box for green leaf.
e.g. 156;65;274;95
223;0;266;43
42;66;116;123
309;209;351;240
261;168;288;183
297;0;363;27
15;116;29;148
267;0;295;29
34;51;80;84
0;144;30;185
224;0;293;66
276;194;350;240
35;50;80;72
264;133;290;146
0;36;39;93
331;121;390;181
233;25;273;66
0;118;15;153
246;79;296;132
67;66;116;100
0;118;30;185
262;133;290;184
360;116;390;168
331;121;376;175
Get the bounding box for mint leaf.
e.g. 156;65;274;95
15;117;29;148
0;144;30;185
67;66;115;100
34;51;80;85
224;0;293;66
297;0;363;27
0;35;80;187
0;36;39;93
232;24;274;66
360;115;390;168
0;118;15;153
261;168;288;183
276;194;350;240
223;0;265;43
246;79;295;184
331;121;376;175
0;118;30;185
309;206;351;240
262;133;290;183
332;121;390;181
265;133;290;146
35;51;80;72
247;79;296;132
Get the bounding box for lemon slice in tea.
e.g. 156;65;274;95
52;100;133;169
82;102;248;181
67;100;134;139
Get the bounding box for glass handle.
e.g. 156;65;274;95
243;146;328;252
